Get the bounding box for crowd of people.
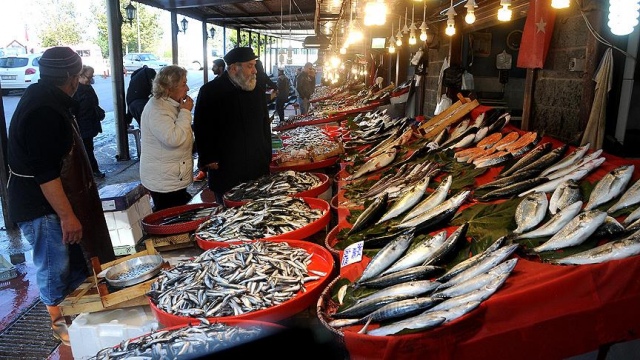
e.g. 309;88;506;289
5;46;316;345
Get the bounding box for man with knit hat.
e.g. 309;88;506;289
7;46;116;346
193;47;272;203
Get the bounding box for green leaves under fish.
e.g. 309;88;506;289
452;197;520;244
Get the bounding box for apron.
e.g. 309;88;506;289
60;120;116;265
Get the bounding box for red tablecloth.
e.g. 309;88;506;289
325;119;640;359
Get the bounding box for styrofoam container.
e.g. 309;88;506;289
69;305;158;360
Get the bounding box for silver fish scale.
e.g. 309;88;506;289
196;196;324;242
149;241;316;318
225;170;322;201
91;321;266;359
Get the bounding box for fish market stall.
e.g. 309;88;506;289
318;106;640;359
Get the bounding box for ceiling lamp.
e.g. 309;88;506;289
364;0;387;26
419;2;428;41
347;22;364;44
465;0;478;24
498;0;512;21
396;16;403;46
608;0;640;35
402;7;410;33
409;5;417;45
445;3;457;36
340;47;347;54
551;0;570;9
389;22;396;53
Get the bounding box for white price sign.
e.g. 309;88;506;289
341;241;364;267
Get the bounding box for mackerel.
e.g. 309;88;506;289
513;192;548;234
332;294;410;319
428;276;509;313
365;312;446;336
551;229;640;265
476;170;541;192
544;151;604;181
423;223;470;266
395;191;471;230
354;280;441;306
517;201;583;239
540;143;591;177
355;231;415;285
608;177;640;213
585;165;635;211
533;210;607;252
402;175;452;222
510;144;569;177
422;300;482;325
381;231;448;275
519;168;590;197
549;179;582;215
346;147;397;180
358;265;444;288
477;177;548;201
433;259;517;299
348;193;389;235
436;236;507;283
376;176;431;224
499;142;553;178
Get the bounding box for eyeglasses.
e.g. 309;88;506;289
82;74;94;79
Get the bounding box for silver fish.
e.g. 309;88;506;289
517;201;583;239
533;210;608;252
513;192;548;234
422;300;482;325
544;154;605;181
436;236;506;283
346;148;398;180
608;177;640;214
354;280;441;306
428;275;509;313
401;175;452;222
423;223;470;266
585;165;635;211
365;312;446;336
519;168;590;197
358;265;444;288
551;229;640;265
539;143;591;177
376;176;431;224
395;190;471;230
549;179;582;215
433;259;517;299
624;205;640;226
381;231;448;275
356;231;415;285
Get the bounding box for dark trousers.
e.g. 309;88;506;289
82;137;100;173
149;188;192;211
276;98;286;123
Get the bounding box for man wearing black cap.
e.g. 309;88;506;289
193;47;272;203
6;46;116;346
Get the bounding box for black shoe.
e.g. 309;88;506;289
93;171;106;178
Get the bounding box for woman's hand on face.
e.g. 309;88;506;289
181;95;194;111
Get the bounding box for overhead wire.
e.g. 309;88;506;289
575;0;636;60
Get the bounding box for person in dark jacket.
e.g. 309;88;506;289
192;47;271;203
296;62;315;115
125;65;156;126
276;69;290;123
6;46;115;346
72;65;105;178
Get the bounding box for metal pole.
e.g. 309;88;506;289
237;28;241;47
136;11;141;52
0;81;14;229
107;0;130;161
171;11;179;66
202;22;209;83
223;26;227;54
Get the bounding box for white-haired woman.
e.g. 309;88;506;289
139;65;194;211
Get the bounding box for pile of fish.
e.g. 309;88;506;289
359;162;440;201
224;171;322;202
148;241;324;318
343;110;411;148
274;126;343;165
453;130;541;168
196;196;324;242
91;320;272;359
155;206;222;226
327;231;519;336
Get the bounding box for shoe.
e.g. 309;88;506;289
193;170;206;182
52;320;70;346
93;171;106;178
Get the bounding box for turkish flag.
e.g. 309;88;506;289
516;0;556;69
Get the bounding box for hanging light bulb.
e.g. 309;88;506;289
551;0;570;9
445;4;457;36
364;0;387;26
389;37;396;53
608;0;640;35
465;0;477;24
396;16;403;46
498;0;512;21
402;7;410;33
419;2;428;42
408;4;417;45
340;47;347;54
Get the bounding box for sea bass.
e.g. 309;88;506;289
549;179;582;215
513;192;548;234
516;201;583;239
585;165;635;211
533;210;607;252
551;229;640;265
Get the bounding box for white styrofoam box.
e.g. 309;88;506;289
69;305;158;360
104;194;152;248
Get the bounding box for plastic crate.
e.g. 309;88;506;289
0;255;17;281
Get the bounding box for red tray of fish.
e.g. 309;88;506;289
196;197;331;249
223;173;331;208
149;239;336;326
141;203;219;235
270;156;340;173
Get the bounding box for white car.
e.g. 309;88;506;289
0;53;42;93
123;53;168;73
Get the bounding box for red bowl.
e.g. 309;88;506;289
149;239;336;326
222;173;330;208
196;197;331;249
141;203;219;235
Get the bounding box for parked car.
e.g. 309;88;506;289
123;53;168;73
0;53;42;93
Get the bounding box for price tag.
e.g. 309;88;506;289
341;241;364;267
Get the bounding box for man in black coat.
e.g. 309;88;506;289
125;65;156;126
193;47;272;203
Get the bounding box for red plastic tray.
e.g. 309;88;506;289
270;156;340;172
149;239;336;326
272;113;347;132
196;197;331;249
141;203;219;235
223;173;331;208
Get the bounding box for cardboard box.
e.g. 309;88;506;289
68;305;158;360
99;181;148;212
104;194;152;251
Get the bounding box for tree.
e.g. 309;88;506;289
94;1;163;58
228;29;267;55
37;0;83;47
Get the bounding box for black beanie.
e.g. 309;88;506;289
39;47;83;78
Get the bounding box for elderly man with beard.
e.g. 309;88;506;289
193;47;272;203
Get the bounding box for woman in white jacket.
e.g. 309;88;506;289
140;65;194;211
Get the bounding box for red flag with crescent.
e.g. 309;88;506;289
516;0;556;69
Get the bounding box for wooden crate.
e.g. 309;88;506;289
59;240;168;316
419;96;479;139
140;232;194;252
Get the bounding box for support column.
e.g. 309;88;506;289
202;22;209;83
109;0;130;161
170;11;178;66
223;26;227;54
236;28;241;47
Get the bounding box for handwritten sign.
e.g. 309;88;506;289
341;241;364;267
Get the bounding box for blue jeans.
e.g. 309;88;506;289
18;214;88;306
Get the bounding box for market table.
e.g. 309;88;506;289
321;124;640;359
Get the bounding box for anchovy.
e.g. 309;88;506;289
381;231;448;275
513;192;548;234
551;229;640;265
533;210;608;252
436;236;506;283
401;175;453;222
347;193;388;235
608;177;640;214
355;231;415;285
517;201;583;239
549;179;582;215
585;165;635;211
540;143;591;177
376;176;431;224
224;170;322;201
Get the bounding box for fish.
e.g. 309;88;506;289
542;150;604;181
442;126;478;149
513;192;549;234
358;265;444;288
476;132;503;149
516;201;583;239
224;170;322;201
427;276;508;313
381;231;448;275
506;131;541;157
395;191;471;230
433;259;517;299
355;230;415;285
608;177;640;214
473;125;490;144
376;177;431;224
475;170;542;192
353;280;442;307
624;206;640;226
473;151;514;169
499;142;553;178
364;312;446;336
518;168;590;197
491;131;520;151
533;210;608;252
402;175;453;222
423;223;470;266
354;297;443;328
549;179;582;215
592;216;625;238
585;165;635;211
436;236;506;283
551;229;640;265
446;132;479;150
477;177;549;202
544;155;605;181
510;144;569;177
332;295;410;319
347;193;389;235
540;143;591;177
346;147;398;180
